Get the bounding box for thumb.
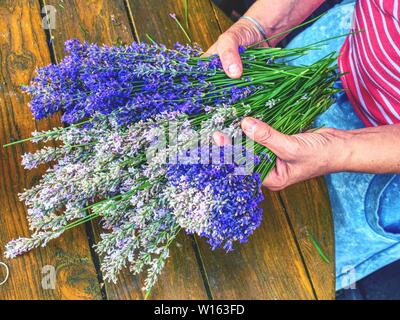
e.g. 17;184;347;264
216;32;243;78
203;42;217;57
241;117;295;159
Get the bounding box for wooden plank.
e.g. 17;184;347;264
196;189;316;299
209;0;233;33
279;178;335;300
45;0;208;300
0;0;102;300
127;0;222;48
127;0;316;299
104;233;208;300
44;0;134;58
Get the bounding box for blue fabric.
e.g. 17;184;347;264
286;0;400;290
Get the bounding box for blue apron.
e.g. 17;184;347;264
286;0;400;290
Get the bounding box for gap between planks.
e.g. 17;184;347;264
39;0;108;300
276;192;318;299
37;0;214;299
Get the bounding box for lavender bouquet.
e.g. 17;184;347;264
4;39;339;295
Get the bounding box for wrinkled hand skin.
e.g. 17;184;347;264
214;118;352;191
214;118;400;191
207;0;400;190
204;18;265;79
204;0;325;78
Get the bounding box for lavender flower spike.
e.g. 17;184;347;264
165;145;264;251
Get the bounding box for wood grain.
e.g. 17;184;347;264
196;189;316;299
0;0;335;300
127;0;222;47
45;0;208;300
209;0;232;33
0;0;102;300
44;0;134;57
127;0;319;300
104;232;209;300
279;178;335;300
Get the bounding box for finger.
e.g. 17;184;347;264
262;158;290;191
203;43;218;57
217;33;243;78
212;132;231;146
241;117;295;159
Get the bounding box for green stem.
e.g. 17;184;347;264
169;13;191;43
61;179;153;232
144;226;182;300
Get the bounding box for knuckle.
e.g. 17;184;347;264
273;177;288;191
284;142;300;159
263;173;288;191
222;30;239;41
232;20;263;44
263;163;290;191
218;32;237;46
264;179;287;191
218;33;240;52
220;47;236;58
315;127;338;136
255;126;273;144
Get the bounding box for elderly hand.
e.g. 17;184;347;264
215;117;400;190
204;18;265;79
214;117;352;191
204;0;326;78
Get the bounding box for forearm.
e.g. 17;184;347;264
339;124;400;174
243;0;325;45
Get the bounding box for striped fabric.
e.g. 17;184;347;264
339;0;400;126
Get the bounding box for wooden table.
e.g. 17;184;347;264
0;0;334;300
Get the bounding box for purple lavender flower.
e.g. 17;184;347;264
165;146;264;251
23;40;256;126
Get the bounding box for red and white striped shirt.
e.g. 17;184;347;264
339;0;400;126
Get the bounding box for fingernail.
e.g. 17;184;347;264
228;64;240;77
241;117;259;132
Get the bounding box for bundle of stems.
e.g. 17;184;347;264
3;36;340;294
